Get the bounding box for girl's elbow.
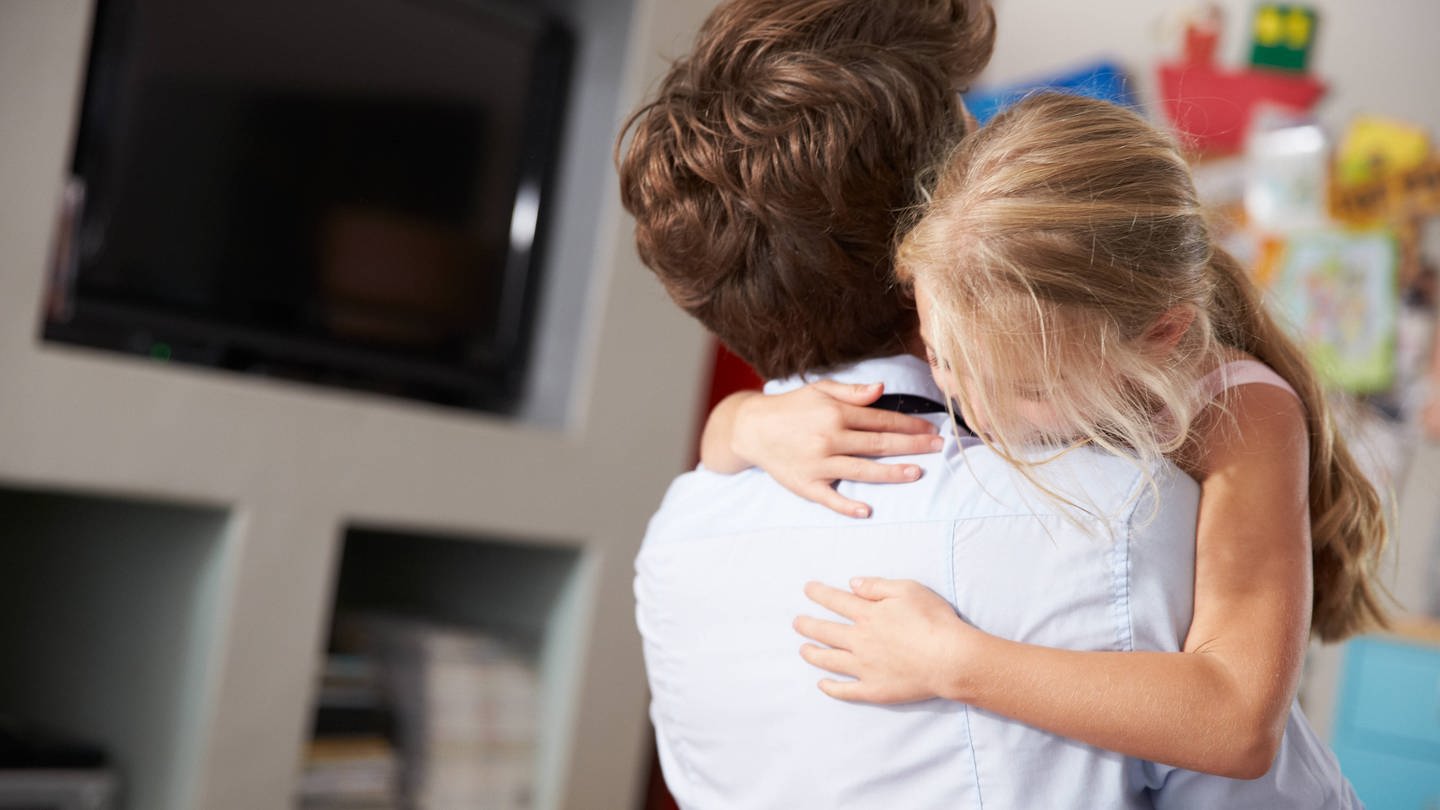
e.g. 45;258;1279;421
1222;727;1283;780
1190;706;1283;779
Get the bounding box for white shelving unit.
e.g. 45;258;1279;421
0;1;716;808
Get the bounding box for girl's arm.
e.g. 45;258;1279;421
699;382;943;518
796;382;1312;778
698;390;764;474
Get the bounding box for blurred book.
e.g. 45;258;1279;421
0;770;117;810
355;615;539;810
303;655;401;809
299;735;400;810
313;654;395;738
326;611;541;807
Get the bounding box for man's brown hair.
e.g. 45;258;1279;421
617;0;995;379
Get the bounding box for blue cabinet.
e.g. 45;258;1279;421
1334;636;1440;809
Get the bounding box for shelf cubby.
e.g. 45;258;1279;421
0;486;231;810
307;525;584;808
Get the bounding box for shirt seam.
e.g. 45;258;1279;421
1114;468;1150;652
950;521;983;810
963;705;985;810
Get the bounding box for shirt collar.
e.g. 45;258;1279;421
764;354;942;400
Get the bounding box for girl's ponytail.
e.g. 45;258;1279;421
1207;248;1390;641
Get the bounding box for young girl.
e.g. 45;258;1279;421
702;92;1389;778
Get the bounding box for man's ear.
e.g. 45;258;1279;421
1143;305;1197;353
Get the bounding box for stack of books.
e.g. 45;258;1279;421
360;616;539;810
301;655;401;810
299;735;400;810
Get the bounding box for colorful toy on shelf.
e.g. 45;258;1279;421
1156;4;1325;157
1335;116;1431;187
1179;3;1223;65
1249;4;1319;73
1330;117;1440;227
1330;160;1440;224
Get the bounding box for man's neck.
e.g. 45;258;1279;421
764;352;940;401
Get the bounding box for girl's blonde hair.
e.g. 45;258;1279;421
896;93;1387;642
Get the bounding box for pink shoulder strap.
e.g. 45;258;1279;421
1194;360;1299;404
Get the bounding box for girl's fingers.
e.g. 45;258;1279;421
822;457;923;485
798;643;858;677
848;576;914;600
812;379;884;405
798;482;872;519
841;405;940;436
793;614;853;649
833;429;944;459
803;580;872;618
817;678;870;702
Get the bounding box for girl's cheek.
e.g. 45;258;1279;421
929;367;961;403
960;394;991;435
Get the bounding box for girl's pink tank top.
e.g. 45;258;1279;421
1158;360;1300;439
1194;359;1299;404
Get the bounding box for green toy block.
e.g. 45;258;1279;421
1250;4;1319;73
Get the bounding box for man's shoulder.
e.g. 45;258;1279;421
641;448;969;549
644;465;902;546
641;441;1198;551
642;465;765;543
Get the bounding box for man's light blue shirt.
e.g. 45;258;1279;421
636;354;1358;809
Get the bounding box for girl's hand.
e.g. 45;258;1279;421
731;381;943;518
794;577;982;703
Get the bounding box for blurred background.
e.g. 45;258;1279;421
0;1;1436;809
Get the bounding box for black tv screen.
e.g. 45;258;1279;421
45;0;573;413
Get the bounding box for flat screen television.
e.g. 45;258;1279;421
44;0;573;413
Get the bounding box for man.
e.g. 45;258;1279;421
619;1;1348;808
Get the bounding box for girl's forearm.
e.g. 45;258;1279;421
699;390;760;473
949;634;1287;779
